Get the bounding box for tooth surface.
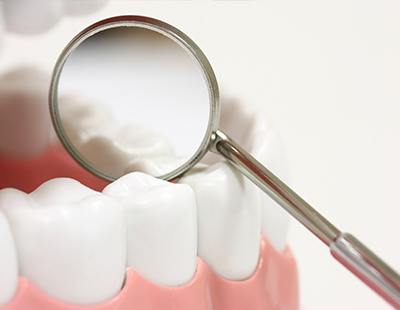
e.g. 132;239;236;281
103;172;197;286
60;96;175;178
181;162;261;280
0;179;127;305
210;100;291;251
2;0;64;35
64;0;109;16
0;210;18;305
0;67;51;158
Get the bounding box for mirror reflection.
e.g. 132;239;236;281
57;26;210;179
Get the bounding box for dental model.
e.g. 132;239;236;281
0;67;298;310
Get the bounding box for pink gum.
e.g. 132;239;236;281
2;236;298;310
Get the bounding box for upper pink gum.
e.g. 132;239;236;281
0;145;299;310
1;236;298;310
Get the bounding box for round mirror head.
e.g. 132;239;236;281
50;16;220;181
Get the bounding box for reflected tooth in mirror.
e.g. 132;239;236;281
2;0;64;35
103;172;197;286
59;96;176;178
0;211;18;306
0;67;51;158
0;179;127;305
181;163;261;280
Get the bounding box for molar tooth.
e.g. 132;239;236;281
181;163;261;280
0;209;18;305
0;67;51;158
0;179;127;305
103;172;197;286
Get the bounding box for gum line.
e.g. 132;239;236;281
1;236;298;310
0;145;298;309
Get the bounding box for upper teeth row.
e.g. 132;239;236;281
0;67;290;306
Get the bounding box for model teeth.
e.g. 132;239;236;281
0;67;51;158
0;179;127;305
0;210;18;305
103;172;198;286
180;100;291;279
0;93;290;303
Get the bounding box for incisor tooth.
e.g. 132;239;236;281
0;210;18;305
103;172;197;286
0;179;127;305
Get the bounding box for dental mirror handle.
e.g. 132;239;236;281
212;130;400;308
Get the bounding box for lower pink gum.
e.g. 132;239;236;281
1;236;298;310
0;146;299;309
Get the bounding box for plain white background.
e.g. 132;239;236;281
1;1;399;309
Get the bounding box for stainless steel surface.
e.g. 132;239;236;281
212;130;400;308
49;15;220;182
331;233;400;308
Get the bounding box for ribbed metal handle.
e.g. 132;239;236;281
212;130;400;308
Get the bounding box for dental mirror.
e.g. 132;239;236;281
50;16;400;307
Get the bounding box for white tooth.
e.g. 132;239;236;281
0;179;126;305
181;163;261;280
0;67;51;158
125;156;188;176
0;209;18;305
103;172;197;286
254;130;291;251
2;0;64;35
228;101;291;252
64;0;109;16
60;96;175;178
213;100;291;252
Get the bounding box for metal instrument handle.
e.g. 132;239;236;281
212;130;400;308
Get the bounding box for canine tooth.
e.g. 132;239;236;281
103;172;197;286
0;210;18;305
181;163;261;280
0;179;126;305
0;67;51;158
2;0;64;35
64;0;109;16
